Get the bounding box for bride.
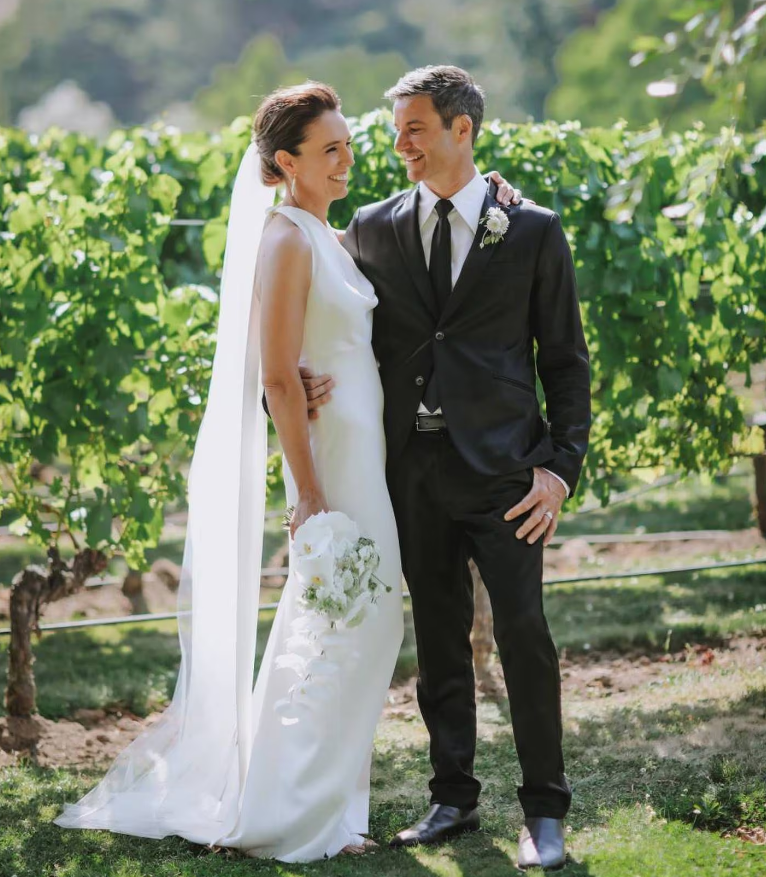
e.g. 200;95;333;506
55;81;515;862
55;80;402;861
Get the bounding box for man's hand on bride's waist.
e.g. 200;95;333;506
300;366;335;420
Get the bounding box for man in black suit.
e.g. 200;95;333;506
308;66;590;869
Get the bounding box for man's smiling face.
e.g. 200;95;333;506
393;94;465;186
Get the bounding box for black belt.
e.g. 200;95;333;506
415;412;448;433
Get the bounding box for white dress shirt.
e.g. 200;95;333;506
415;171;570;496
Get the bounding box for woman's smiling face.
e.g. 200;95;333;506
276;109;355;203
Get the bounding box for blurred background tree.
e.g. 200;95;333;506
195;34;409;122
548;0;766;130
394;0;614;121
0;0;619;131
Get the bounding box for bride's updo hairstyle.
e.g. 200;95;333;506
253;82;341;186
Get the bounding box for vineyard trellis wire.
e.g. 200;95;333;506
2;555;764;638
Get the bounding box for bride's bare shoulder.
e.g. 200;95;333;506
262;211;311;254
259;213;312;288
261;213;311;262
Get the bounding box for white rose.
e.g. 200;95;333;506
485;207;509;235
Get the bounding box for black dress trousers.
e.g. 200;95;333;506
388;429;571;819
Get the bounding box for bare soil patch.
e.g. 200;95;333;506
0;708;160;769
382;635;766;722
1;635;763;773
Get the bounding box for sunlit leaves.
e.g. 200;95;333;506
0;124;201;566
201;213;228;270
1;112;764;560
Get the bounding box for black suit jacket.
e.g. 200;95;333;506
343;183;591;494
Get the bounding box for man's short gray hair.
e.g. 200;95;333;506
384;65;485;144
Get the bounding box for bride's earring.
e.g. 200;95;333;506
290;174;298;199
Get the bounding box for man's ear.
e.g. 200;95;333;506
454;114;473;143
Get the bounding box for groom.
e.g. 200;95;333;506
308;66;590;869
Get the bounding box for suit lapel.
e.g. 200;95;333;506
440;188;500;324
391;188;439;320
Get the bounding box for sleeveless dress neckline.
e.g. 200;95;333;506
267;203;333;233
268;204;378;305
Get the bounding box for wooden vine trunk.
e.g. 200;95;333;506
5;547;107;718
151;558;180;592
122;570;149;615
470;559;499;694
6;569;39;719
755;454;766;539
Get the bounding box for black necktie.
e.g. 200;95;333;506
423;199;453;412
429;198;454;313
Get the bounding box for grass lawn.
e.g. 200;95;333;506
2;633;765;876
2;557;766;875
556;467;756;538
1;465;765;874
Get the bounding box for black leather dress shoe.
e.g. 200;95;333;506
517;817;566;870
389;804;480;848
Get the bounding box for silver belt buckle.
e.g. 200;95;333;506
416;414;443;432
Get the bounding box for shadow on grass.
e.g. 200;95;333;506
0;762;595;877
0;625;183;720
369;682;766;848
563;684;766;834
12;669;763;875
0;617;273;720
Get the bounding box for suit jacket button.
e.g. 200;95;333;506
435;331;445;341
415;375;425;387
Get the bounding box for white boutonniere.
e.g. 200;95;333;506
479;206;510;249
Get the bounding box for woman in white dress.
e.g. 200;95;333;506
55;83;403;861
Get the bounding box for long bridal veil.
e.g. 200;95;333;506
55;142;275;842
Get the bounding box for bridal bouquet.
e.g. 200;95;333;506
274;511;390;721
292;511;388;625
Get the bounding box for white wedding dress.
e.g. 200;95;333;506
55;197;404;862
217;205;404;859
